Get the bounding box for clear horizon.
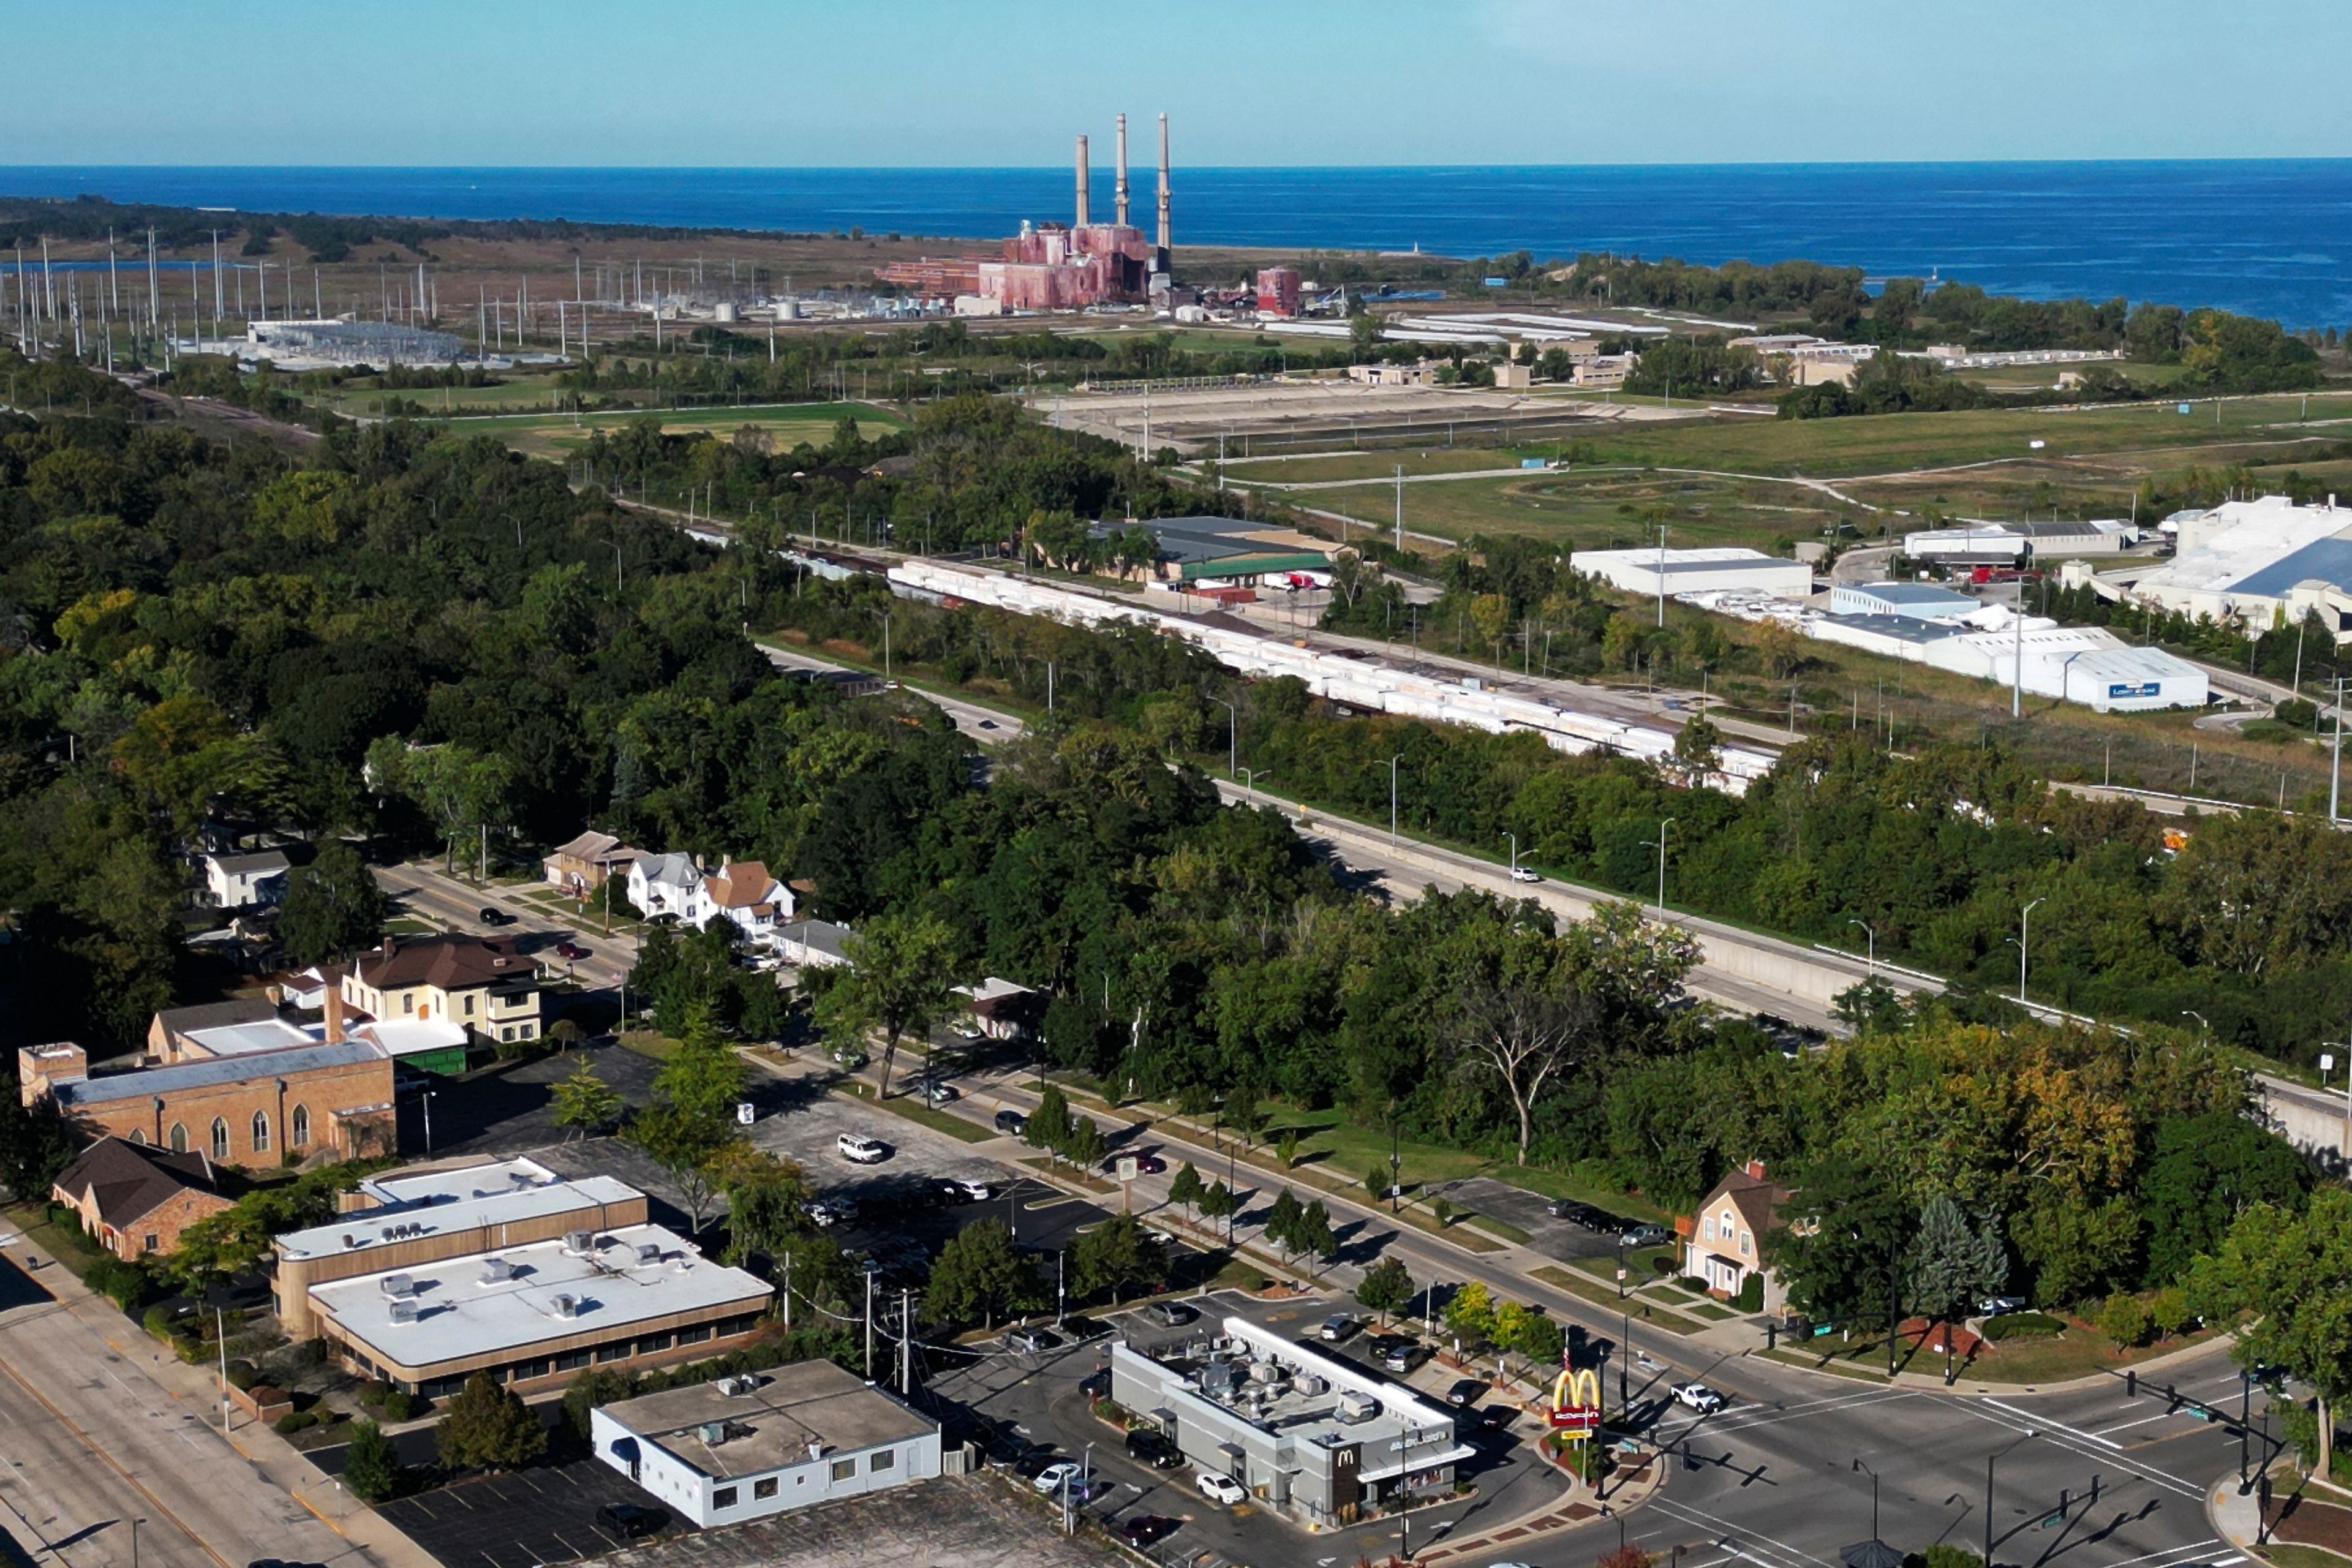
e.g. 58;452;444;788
5;0;2349;167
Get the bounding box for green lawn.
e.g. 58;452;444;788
831;1084;992;1144
1531;1265;1706;1334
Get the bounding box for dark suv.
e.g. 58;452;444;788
597;1502;665;1539
1125;1429;1183;1469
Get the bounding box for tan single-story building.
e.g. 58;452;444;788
51;1137;232;1260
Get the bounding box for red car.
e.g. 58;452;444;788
554;940;591;960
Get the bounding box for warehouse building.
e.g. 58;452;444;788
591;1362;940;1527
309;1219;770;1399
1803;606;2207;711
1569;546;1814;601
1827;582;1981;622
271;1156;647;1336
1902;519;2141;565
2124;495;2352;635
1091;514;1333;587
1109;1315;1472;1527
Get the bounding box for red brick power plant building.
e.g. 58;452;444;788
877;113;1169;311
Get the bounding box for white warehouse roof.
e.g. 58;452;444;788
1568;547;1814;600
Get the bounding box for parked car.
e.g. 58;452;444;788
1380;1341;1428;1374
976;718;1000;731
1143;1300;1196;1328
1508;867;1542;884
1318;1313;1361;1343
1670;1382;1727;1413
1126;1430;1183;1469
1118;1515;1181;1548
597;1502;665;1540
1006;1326;1061;1354
1197;1472;1248;1506
1445;1377;1490;1407
1079;1368;1112;1399
1977;1295;2029;1318
831;1046;869;1071
478;906;515;925
951;1020;986;1039
918;1079;960;1104
1548;1199;1602;1226
1006;1442;1058;1479
835;1133;889;1164
941;1176;993;1204
553;940;591;960
1033;1461;1094;1496
993;1109;1028;1136
1619;1222;1671;1248
801;1197;857;1229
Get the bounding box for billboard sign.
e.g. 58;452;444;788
2108;681;2163;699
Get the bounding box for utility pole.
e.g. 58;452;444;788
1395;464;1404;552
1656;523;1668;627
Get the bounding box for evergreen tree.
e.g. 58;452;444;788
1168;1161;1205;1213
341;1417;402;1502
1357;1257;1412;1324
1265;1188;1304;1256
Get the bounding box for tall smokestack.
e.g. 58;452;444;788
1115;114;1131;227
1155;113;1172;273
1074;134;1090;228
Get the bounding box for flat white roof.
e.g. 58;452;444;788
184;1018;318;1057
353;1019;470;1058
277;1165;641;1262
363;1156;562;1204
312;1223;769;1368
1572;546;1798;572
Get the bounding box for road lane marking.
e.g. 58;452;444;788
1651;1497;1839;1568
1983;1398;2125;1450
2099;1411;2193;1433
1950;1401;2204;1498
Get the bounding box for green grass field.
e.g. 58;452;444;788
456;401;905;457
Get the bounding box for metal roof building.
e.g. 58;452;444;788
1569;546;1814;600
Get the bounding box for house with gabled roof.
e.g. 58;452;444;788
51;1136;233;1259
1681;1159;1794;1311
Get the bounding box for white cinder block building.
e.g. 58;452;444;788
1569;546;1814;601
591;1362;940;1526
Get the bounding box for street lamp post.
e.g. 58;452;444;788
1853;1458;1882;1544
1986;1430;2039;1568
1507;832;1521;878
1238;766;1267;804
1848;918;1876;978
1215;698;1238;779
421;1090;437;1155
1642;818;1676;919
1388;753;1404;848
2015;897;2046;1006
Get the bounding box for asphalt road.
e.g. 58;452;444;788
0;1243;361;1568
375;863;638;993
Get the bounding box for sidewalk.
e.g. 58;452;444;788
10;1226;441;1568
1418;1440;1667;1566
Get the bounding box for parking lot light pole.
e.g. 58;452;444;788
1848;918;1875;979
421;1091;436;1155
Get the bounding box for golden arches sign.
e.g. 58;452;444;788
1547;1366;1602;1432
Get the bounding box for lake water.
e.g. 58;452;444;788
6;160;2348;326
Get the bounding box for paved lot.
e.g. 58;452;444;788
375;1460;685;1568
396;1040;663;1161
578;1472;1115;1568
1445;1177;1627;1264
929;1287;1569;1568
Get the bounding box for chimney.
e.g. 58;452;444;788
1074;134;1090;228
1115;113;1131;227
1155;113;1172;271
325;984;345;1043
1744;1158;1768;1181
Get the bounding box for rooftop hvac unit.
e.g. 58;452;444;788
341;1234;356;1248
381;1273;416;1298
1294;1374;1328;1397
480;1257;514;1283
564;1229;595;1254
635;1242;662;1265
698;1421;729;1444
388;1299;418;1324
1248;1358;1283;1383
380;1227;397;1241
552;1293;579;1319
1336;1391;1379;1423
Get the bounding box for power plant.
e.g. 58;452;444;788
876;115;1171;313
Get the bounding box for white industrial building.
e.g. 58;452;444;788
1800;603;2207;712
2123;495;2352;635
1826;582;1981;622
1903;520;2141;564
591;1362;940;1526
1569;546;1814;601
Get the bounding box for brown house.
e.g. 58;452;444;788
21;1033;395;1169
51;1137;232;1259
543;831;641;896
1681;1159;1793;1311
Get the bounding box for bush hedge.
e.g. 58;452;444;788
1980;1311;2065;1341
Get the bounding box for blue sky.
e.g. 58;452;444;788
7;0;2349;166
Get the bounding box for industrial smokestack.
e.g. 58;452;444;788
1155;113;1172;271
1115;114;1131;227
1075;134;1090;228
